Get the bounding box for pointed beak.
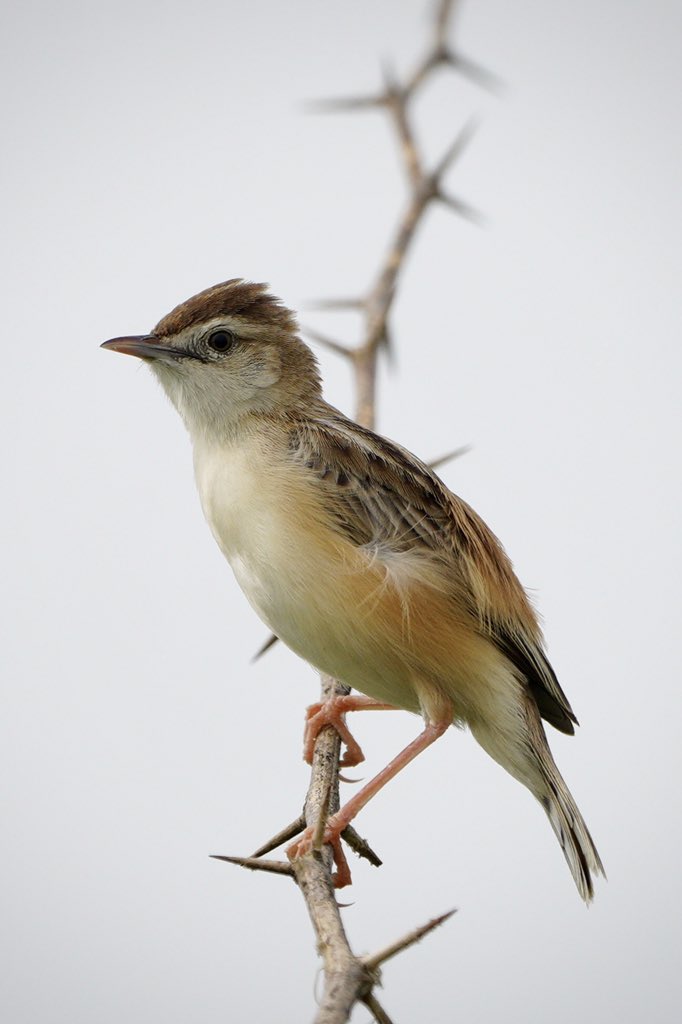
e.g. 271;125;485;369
100;334;183;361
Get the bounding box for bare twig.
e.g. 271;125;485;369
289;675;372;1022
334;76;480;431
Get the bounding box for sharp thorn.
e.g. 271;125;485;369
303;94;387;114
305;297;366;312
446;50;505;94
312;780;333;851
435;0;458;48
428;444;472;470
361;992;397;1024
251;815;306;857
363;909;457;970
379;59;401;98
302;326;354;359
380;326;392;352
433;117;480;180
341;825;382;868
251;633;279;662
210;854;294;877
437;192;485;225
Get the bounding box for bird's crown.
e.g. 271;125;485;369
153;278;298;337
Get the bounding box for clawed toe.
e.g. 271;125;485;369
287;819;353;889
303;697;366;767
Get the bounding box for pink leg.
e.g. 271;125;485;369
303;694;398;767
289;719;450;887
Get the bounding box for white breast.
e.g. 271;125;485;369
193;434;309;629
194;437;265;556
190;432;424;714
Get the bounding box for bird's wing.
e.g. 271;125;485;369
288;413;577;734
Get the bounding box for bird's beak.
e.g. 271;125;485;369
100;334;183;361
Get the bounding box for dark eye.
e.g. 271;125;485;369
207;329;236;353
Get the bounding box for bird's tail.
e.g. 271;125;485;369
470;700;605;903
537;748;605;903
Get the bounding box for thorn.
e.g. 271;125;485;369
338;773;364;784
251;815;306;857
363;909;457;970
302;326;354;360
436;191;485;226
379;60;403;102
304;93;387;114
305;297;366;312
372;322;396;367
404;51;440;97
341;825;382;868
210;854;294;877
361;992;396;1024
312;779;333;852
432;117;479;182
251;633;278;662
379;325;392;357
446;49;505;94
428;444;471;470
434;0;458;50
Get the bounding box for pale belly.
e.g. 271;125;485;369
193;437;423;713
230;549;413;702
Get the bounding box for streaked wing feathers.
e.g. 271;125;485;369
288;413;577;734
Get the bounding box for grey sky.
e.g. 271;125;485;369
2;1;681;1021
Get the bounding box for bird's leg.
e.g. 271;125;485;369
289;719;449;887
303;694;398;767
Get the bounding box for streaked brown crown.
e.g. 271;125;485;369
153;279;298;337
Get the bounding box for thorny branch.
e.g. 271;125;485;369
218;2;494;1020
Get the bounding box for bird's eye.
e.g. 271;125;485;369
207;329;236;353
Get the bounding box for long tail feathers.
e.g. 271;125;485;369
469;698;605;902
539;758;606;903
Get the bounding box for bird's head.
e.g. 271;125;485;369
101;279;322;438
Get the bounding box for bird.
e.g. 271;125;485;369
101;278;604;901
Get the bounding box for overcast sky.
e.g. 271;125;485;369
2;1;681;1021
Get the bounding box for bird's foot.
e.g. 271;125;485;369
303;694;396;767
287;815;353;889
303;696;365;767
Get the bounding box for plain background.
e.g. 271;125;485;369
2;1;681;1020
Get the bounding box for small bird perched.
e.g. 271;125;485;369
102;278;604;901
